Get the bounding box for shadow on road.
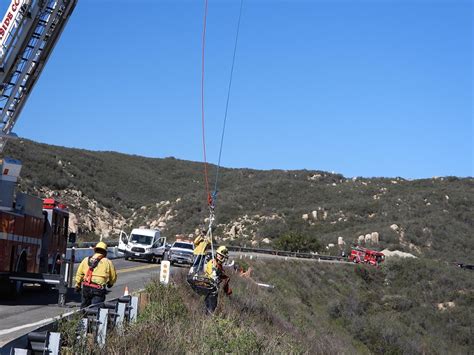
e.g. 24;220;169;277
0;286;81;306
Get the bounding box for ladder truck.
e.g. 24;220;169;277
0;0;77;305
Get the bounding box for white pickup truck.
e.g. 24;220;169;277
168;240;194;265
118;228;166;263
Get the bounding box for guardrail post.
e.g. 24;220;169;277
79;317;88;337
116;302;126;330
130;296;139;322
58;260;67;306
47;332;61;355
75;318;88;351
97;308;109;347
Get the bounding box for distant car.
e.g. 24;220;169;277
168;241;194;266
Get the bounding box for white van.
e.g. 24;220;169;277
118;228;166;263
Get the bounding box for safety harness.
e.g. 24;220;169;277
82;255;105;289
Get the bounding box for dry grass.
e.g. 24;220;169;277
62;257;473;354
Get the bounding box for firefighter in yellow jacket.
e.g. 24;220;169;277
189;230;211;274
75;242;117;308
204;245;232;313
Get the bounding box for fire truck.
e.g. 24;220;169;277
349;246;385;266
0;0;77;303
0;166;71;298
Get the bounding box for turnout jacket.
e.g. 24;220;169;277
193;235;210;255
205;259;232;295
75;253;117;288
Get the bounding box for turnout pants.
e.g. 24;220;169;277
205;290;218;314
81;285;106;309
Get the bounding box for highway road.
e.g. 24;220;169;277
0;258;184;347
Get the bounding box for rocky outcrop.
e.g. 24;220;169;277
302;207;328;224
219;213;284;241
36;187;126;238
357;232;379;245
381;249;416;258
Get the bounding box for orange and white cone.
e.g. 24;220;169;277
124;285;129;296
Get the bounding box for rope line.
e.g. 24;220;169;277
200;0;216;264
212;0;244;207
201;0;212;207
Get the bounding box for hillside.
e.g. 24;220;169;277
5;139;473;262
60;258;474;354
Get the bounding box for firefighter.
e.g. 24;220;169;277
203;245;232;313
189;230;211;274
75;241;117;309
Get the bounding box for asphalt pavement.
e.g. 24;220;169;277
0;258;166;347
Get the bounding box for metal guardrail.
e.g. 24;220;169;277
3;295;139;354
69;241;119;248
71;241;344;262
227;245;345;261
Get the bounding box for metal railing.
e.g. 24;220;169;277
70;241;345;262
5;295;139;354
227;245;345;261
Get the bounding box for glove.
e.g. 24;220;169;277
75;285;81;293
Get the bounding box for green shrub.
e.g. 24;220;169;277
274;232;322;252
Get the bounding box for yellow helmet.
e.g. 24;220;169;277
94;241;108;254
216;245;229;263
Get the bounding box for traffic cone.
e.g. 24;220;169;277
124;285;129;296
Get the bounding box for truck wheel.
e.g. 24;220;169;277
8;254;27;298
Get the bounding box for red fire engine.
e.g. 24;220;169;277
0;159;71;299
349;246;385;266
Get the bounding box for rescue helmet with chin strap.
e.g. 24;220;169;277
216;245;229;263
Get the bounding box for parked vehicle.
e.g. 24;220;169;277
0;159;71;298
349;246;384;266
168;240;194;266
118;228;166;263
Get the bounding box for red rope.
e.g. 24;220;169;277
201;0;212;207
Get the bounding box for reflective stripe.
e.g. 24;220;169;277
9;276;60;284
0;231;42;245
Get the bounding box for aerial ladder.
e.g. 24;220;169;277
0;0;77;154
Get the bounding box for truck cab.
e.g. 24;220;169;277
118;228;166;263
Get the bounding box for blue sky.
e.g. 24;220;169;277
3;0;473;178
